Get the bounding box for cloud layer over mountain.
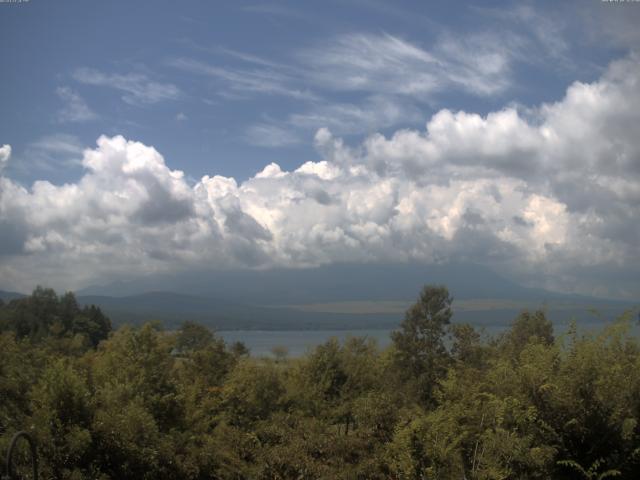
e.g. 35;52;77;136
1;54;639;298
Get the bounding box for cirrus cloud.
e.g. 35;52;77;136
72;68;182;105
56;86;98;123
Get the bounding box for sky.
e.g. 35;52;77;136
0;0;639;299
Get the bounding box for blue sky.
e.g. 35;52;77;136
1;0;631;184
1;0;640;298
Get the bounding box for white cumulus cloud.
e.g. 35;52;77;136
0;144;10;172
1;54;640;298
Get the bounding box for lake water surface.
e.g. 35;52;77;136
219;316;638;357
219;329;394;357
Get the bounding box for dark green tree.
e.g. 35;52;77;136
391;285;453;406
175;320;214;354
450;322;486;368
501;309;554;358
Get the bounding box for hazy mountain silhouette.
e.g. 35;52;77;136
2;264;634;331
72;263;636;330
78;262;589;303
75;291;405;330
0;289;26;302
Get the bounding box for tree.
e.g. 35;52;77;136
271;345;289;363
391;285;453;406
229;340;250;358
30;359;94;479
502;310;554;357
175;321;214;354
0;288;111;348
450;323;486;368
221;360;286;428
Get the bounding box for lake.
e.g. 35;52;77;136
218;315;638;357
219;329;394;357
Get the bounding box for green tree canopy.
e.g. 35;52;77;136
391;284;453;405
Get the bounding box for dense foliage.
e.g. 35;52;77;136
1;286;639;479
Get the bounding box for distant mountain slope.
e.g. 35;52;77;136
75;291;636;332
75;263;637;331
79;262;598;304
0;290;26;302
76;291;402;331
4;264;636;331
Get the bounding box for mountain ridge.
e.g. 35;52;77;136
5;263;636;331
77;262;605;303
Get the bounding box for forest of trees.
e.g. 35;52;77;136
1;285;639;479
